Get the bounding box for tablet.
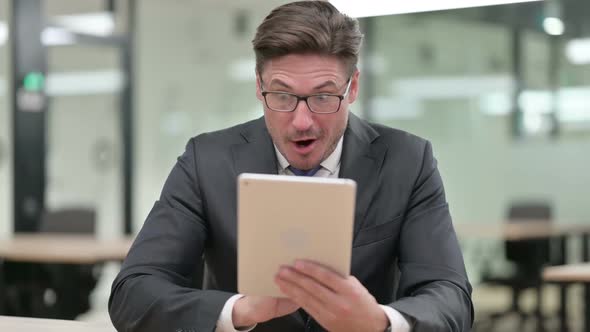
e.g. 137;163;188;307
237;173;356;297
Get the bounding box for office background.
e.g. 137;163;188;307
0;0;589;330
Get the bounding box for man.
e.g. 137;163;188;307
109;2;473;331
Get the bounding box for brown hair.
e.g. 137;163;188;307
252;1;363;76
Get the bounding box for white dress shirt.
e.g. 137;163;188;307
216;136;411;332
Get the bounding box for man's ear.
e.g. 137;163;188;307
347;69;360;104
255;72;263;101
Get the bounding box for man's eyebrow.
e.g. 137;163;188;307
267;79;292;90
312;81;338;91
266;79;341;91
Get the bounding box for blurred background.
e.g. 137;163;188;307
0;0;589;331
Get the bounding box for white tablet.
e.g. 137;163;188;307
237;173;356;297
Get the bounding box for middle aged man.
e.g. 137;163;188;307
109;2;474;332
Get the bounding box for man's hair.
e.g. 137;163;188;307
252;1;363;76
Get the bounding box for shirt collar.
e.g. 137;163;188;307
274;136;343;175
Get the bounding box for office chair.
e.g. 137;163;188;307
38;208;95;234
3;208;101;319
477;202;553;331
40;208;100;319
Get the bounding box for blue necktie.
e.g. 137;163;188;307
288;165;321;177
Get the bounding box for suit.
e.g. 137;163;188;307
109;114;474;331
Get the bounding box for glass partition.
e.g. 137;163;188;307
365;3;590;286
368;3;590;226
45;45;123;239
133;0;287;230
44;0;129;238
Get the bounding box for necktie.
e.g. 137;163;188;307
288;165;321;177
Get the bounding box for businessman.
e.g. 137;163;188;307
109;1;473;331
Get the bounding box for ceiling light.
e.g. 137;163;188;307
543;17;564;35
329;0;544;18
53;12;115;36
42;27;76;46
0;21;7;46
565;38;590;65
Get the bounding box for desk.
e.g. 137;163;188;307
543;263;590;332
455;221;588;241
455;221;590;262
544;263;590;282
0;235;134;264
0;315;115;332
0;234;134;315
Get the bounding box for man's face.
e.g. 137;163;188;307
256;54;360;170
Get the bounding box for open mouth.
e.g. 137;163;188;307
295;139;316;148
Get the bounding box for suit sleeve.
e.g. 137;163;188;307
109;137;234;332
389;141;474;331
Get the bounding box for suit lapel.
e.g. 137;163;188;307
339;114;387;240
232;117;279;176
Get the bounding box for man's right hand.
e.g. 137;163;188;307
232;296;300;328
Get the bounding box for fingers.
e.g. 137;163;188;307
274;261;382;332
292;260;350;293
275;269;337;323
282;266;340;300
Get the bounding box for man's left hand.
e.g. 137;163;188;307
275;260;390;332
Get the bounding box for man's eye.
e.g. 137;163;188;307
314;95;333;103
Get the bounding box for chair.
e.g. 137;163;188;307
477;202;553;331
38;208;95;234
41;208;100;319
2;208;101;319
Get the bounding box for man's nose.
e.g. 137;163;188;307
291;100;314;131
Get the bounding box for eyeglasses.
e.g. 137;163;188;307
259;78;352;114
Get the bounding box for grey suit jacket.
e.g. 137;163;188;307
109;114;474;332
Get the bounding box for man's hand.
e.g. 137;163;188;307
275;260;390;332
232;296;300;328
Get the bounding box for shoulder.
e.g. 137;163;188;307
351;115;430;159
188;117;265;150
373;122;428;152
354;118;438;182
